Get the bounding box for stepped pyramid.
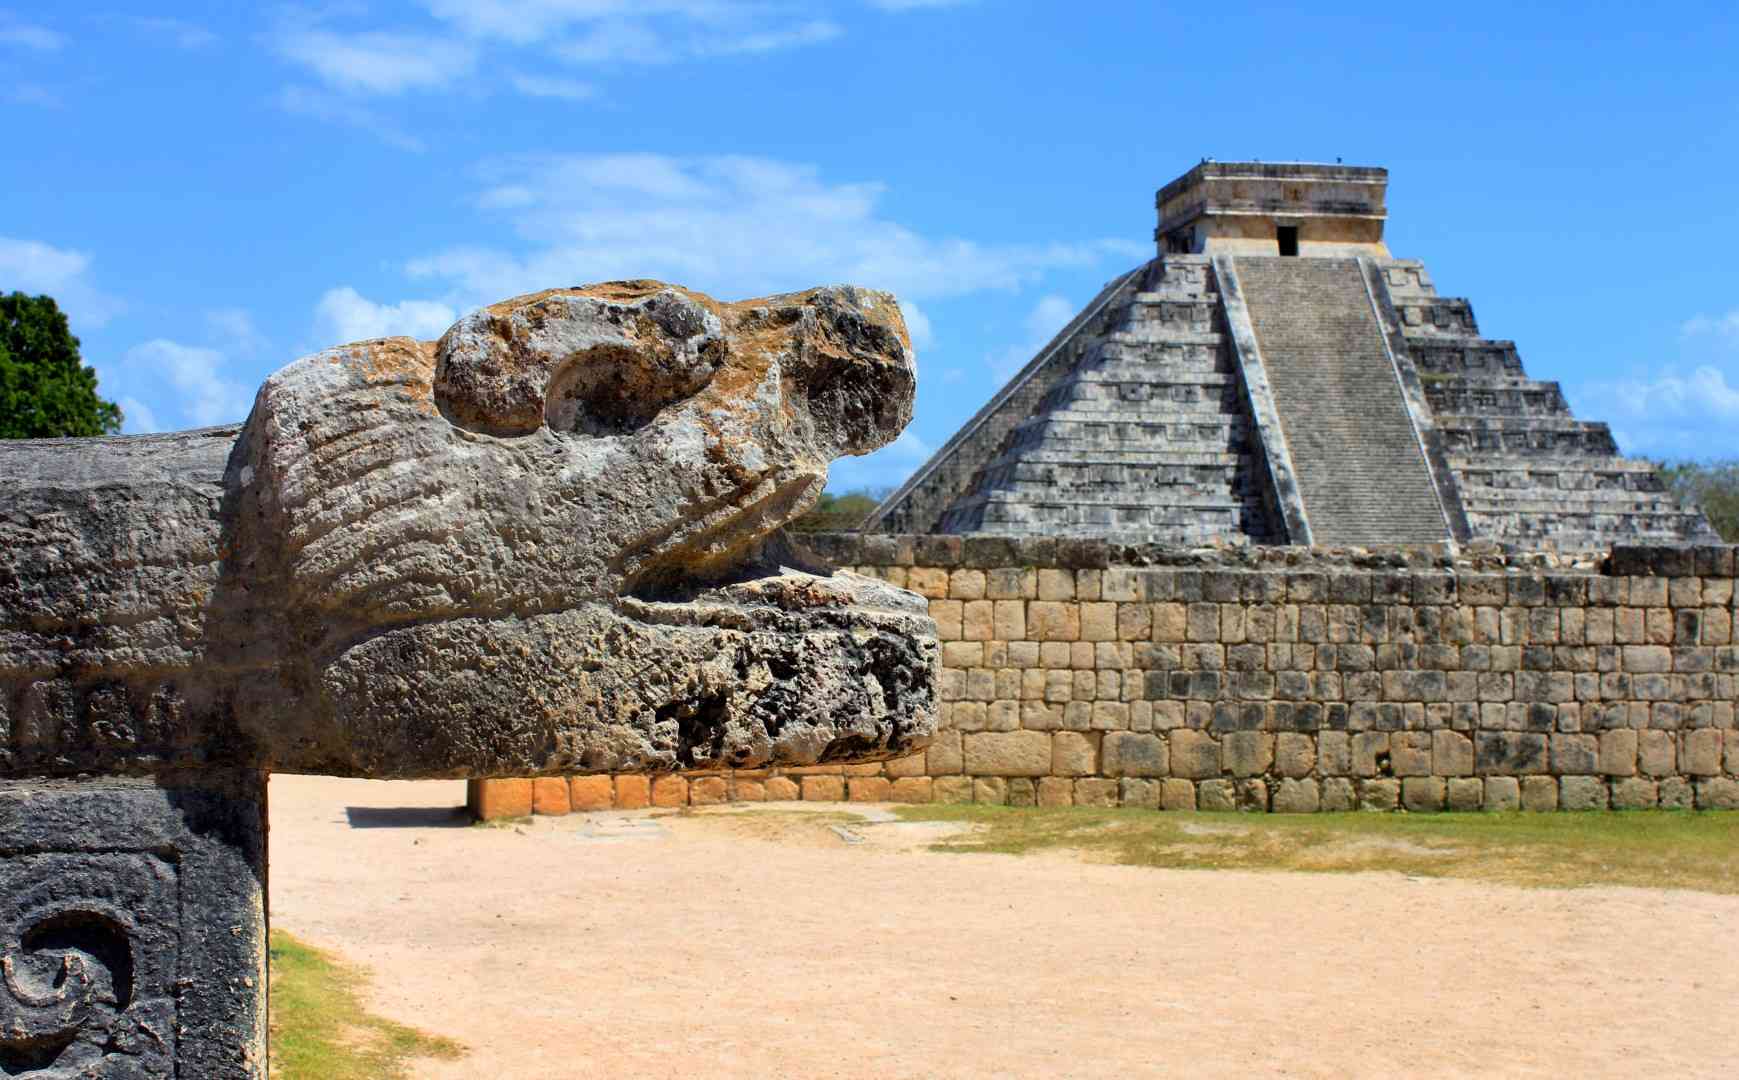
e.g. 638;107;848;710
868;162;1716;550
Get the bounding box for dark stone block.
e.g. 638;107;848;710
962;535;1021;568
800;532;860;567
1692;545;1735;578
912;534;963;568
1055;538;1110;569
0;772;266;1079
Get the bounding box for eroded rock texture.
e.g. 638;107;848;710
0;281;937;779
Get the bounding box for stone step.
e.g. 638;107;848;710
1424;379;1572;417
1409;338;1525;380
1393;297;1481;337
1437;418;1619;456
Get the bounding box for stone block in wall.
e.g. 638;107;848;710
799;775;844;802
1320;778;1356;811
1550;734;1598;776
974;778;1008;805
949;569;986;600
569;775;615;811
1352;733;1389;778
762;777;798;801
847;777;891;802
1483;777;1520;811
964;730;1052;776
1198;779;1236;811
469;778;533;820
1224;732;1274;778
1075;779;1119;807
1446;777;1483;811
1659;777;1695;810
1272;778;1320;813
1696;778;1739;810
1598;730;1637;777
733;779;767;802
1119;778;1162;809
907;567;949;598
1170;730;1221;779
1520;776;1559;811
532;777;571;815
1235;779;1268;812
1007;778;1036;807
1052;732;1098;776
651;775;690;807
1477;732;1549;775
690;777;729;806
1036;777;1073;807
1161;779;1197;811
932;776;973;804
1682;730;1723;776
1103;732;1168;777
1611;778;1657;810
986;567;1036;600
1273;733;1315;778
1432;731;1474;777
1037;569;1075;601
1402;777;1446;812
1358;779;1400;811
1391;732;1432;777
1558;775;1606;810
1638;730;1676;776
926;730;963;775
1318;732;1352;777
883;751;927;779
615;775;652;809
1029;602;1080;641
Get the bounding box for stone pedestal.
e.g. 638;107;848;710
0;773;267;1079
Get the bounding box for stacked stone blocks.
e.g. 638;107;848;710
476;536;1739;817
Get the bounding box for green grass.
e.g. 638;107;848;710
893;804;1739;894
269;930;465;1080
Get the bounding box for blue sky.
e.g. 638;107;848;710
3;1;1737;490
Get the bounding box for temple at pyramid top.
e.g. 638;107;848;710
866;160;1716;551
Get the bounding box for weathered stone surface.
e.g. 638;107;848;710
1483;777;1520;811
0;282;937;782
0;774;266;1079
1103;732;1168;778
964;731;1052;777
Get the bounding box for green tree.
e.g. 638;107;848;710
0;292;122;438
790;488;889;533
1657;459;1739;542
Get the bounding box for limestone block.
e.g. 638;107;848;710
470;778;533;820
1170;730;1222;779
1275;733;1315;778
1391;732;1432;777
1598;730;1638;777
932;776;973;805
1029;602;1080;642
1224;732;1274;778
1161;779;1198;811
1075;779;1119;807
1006;778;1037;807
962;600;995;642
1103;732;1168;777
986;568;1036;600
973;778;1008;805
963;731;1053;776
1401;777;1445;812
926;730;964;776
799;775;843;802
1153;603;1187;642
1682;730;1723;776
532;777;571;814
1037;569;1075;601
1610;778;1657;810
1659;776;1695;810
1119;778;1162;809
1550;734;1599;776
1557;775;1606;810
845;777;890;803
1035;777;1074;807
908;567;950;599
1352;733;1390;778
1358;779;1400;812
652;775;690;807
1317;732;1352;777
889;778;933;803
615;775;652;809
690;777;730;806
1519;776;1559;812
733;779;768;802
1638;730;1676;777
1321;778;1357;812
1483;777;1520;812
1432;731;1474;777
1445;777;1483;811
994;601;1026;641
883;751;927;779
1081;602;1117;642
1235;779;1268;812
1476;732;1549;775
1697;778;1739;810
569;775;615;811
948;569;986;601
1273;778;1321;813
1198;779;1237;812
1052;732;1099;776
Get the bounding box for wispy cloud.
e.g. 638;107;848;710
1572;361;1739;458
0;237;124;327
275;28;477;95
314;287;457;344
988;293;1078;377
1682;309;1739;342
123;340;256;429
404;153;1141;307
0;14;64;51
276;85;427;152
509;74;597;101
866;0;975;10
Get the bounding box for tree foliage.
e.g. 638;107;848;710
0;292;122;438
1658;459;1739;542
789;488;889;533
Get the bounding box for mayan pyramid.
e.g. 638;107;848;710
867;161;1717;550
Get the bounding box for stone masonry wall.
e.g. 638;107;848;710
472;535;1739;818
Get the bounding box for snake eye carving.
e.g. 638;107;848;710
434;284;727;438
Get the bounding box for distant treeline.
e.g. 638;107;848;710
790;488;890;533
1659;460;1739;543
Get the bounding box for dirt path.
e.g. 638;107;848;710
268;775;1739;1079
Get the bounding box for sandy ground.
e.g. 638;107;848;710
269;775;1739;1079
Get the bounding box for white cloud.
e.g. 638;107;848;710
509;74;597;101
276;86;426;152
124;340;255;429
314;287;457;344
868;0;975;10
988;293;1077;378
0;237;124;327
275;28;476;95
1572;363;1739;457
404;153;1139;307
0;15;63;51
898;299;933;351
425;1;771;45
697;19;841;56
1682;309;1739;342
118;396;161;435
206;309;267;356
